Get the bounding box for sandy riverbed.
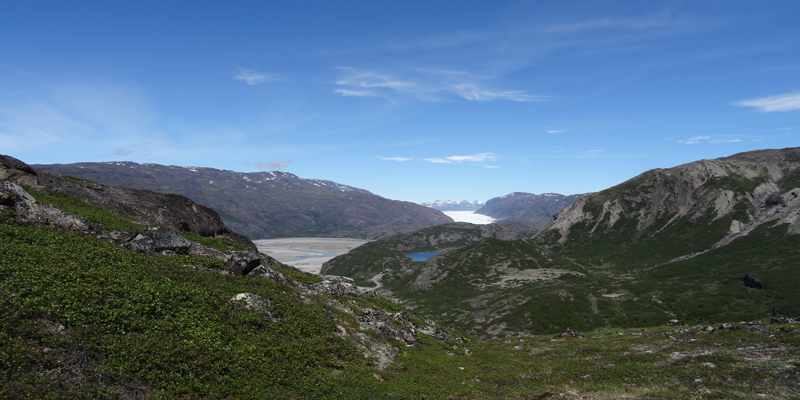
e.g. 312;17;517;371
253;237;372;275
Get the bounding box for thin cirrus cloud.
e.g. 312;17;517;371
678;136;743;144
423;152;496;164
334;67;541;103
378;157;413;161
234;69;278;85
734;93;800;112
334;89;377;97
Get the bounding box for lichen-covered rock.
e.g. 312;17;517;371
14;200;94;232
229;293;280;322
97;230;139;245
770;316;798;324
247;265;290;284
146;228;191;253
121;228;191;255
311;279;363;297
224;251;261;275
0;181;36;205
666;319;688;326
187;241;226;259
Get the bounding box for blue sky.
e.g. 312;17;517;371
1;1;799;203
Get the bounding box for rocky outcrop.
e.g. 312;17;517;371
33;160;454;240
311;276;376;298
121;228;192;255
224;251;262;275
246;265;291;285
0;182;218;256
1;154;256;252
229;293;281;322
539;147;800;256
10;190;94;232
476;192;588;232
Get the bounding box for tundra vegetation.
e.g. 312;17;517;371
2;150;800;398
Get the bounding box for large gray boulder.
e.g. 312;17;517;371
0;182;94;232
247;265;290;284
224;251;261;275
122;228;191;255
0;181;36;205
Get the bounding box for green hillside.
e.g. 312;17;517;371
325;148;800;338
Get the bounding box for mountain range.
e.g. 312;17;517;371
420;199;484;211
34;161;452;239
5;150;800;398
324;147;800;337
475;192;588;231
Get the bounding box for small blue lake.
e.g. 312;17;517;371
405;252;439;262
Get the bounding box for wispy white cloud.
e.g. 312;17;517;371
678;136;710;144
0;83;160;153
422;158;452;164
423;152;497;164
446;152;496;162
333;89;377;97
548;129;565;134
711;138;742;143
378;156;413;161
334;67;540;103
234;68;278;85
451;84;540;102
587;149;604;154
678;136;742;144
485;165;499;169
335;68;415;91
734;93;800;112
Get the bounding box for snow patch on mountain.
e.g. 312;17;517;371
421;199;484;211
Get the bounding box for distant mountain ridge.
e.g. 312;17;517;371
35;161;453;239
420;199;484;211
476;191;588;231
324;147;800;337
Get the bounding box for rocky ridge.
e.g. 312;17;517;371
323;147;800;338
540;147;800;258
34;161;453;239
476;192;588;232
321;222;538;283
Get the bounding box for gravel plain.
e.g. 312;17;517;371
254;237;371;274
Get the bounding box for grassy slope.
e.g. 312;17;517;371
2;213;799;398
328;210;800;337
0;220;365;398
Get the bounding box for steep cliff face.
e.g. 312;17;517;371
541;147;800;259
35;161;453;239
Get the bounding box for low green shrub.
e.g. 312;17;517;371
181;231;244;252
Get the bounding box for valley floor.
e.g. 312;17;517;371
254;237;371;274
